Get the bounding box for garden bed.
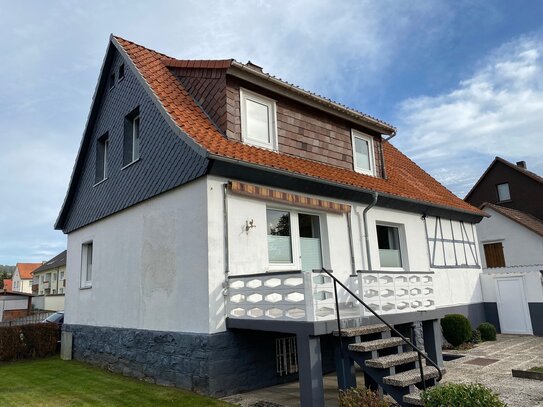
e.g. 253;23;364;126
512;368;543;381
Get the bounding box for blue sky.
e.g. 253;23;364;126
1;0;542;264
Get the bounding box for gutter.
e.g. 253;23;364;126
362;192;379;271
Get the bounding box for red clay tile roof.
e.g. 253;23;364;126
3;279;12;292
114;36;484;217
16;263;42;280
482;203;543;237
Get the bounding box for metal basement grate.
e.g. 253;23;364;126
276;336;298;376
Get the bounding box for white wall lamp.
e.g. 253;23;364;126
244;219;256;234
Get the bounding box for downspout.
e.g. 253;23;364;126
222;183;230;317
346;211;356;277
363;192;379;271
381;130;397;180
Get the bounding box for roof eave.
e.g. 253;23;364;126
227;63;395;136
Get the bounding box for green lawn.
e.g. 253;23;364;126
530;366;543;373
0;357;231;406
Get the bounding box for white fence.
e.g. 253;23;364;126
227;270;436;322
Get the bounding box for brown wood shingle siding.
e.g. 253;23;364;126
225;76;384;176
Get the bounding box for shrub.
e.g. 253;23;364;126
422;383;506;407
470;329;481;344
441;314;472;347
0;323;59;361
339;387;388;407
478;322;497;341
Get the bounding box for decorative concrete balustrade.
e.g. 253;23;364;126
358;271;436;315
227;271;336;321
227;270;436;322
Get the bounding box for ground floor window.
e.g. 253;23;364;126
267;209;323;271
377;224;403;268
81;241;93;288
276;336;298;376
483;242;506;268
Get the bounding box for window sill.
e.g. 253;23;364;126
121;159;140;170
79;285;92;290
496;199;512;204
354;167;375;177
93;178;108;187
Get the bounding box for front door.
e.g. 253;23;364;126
298;213;322;272
495;277;533;334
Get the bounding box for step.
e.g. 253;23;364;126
334;323;390;337
403;391;424;406
348;337;404;352
365;351;421;369
383;366;445;387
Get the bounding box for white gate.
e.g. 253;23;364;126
495;277;533;334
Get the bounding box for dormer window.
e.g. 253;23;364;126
240;88;277;150
352;130;375;175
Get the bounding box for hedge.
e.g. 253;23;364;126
441;314;472;347
0;323;59;361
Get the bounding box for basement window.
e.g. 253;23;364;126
95;133;109;184
352;130;375;175
240;88;277;150
496;183;511;202
123;107;140;167
276;337;298;376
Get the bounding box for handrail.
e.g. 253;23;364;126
316;268;443;385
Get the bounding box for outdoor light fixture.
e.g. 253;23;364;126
244;219;256;234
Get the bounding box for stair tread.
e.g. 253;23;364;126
365;351;421;368
403;391;424;406
348;337;404;352
333;323;390;337
383;366;445;387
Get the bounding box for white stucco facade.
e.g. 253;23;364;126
12;270;33;294
476;207;543;268
66;175;484;335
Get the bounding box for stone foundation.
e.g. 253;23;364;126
64;324;335;396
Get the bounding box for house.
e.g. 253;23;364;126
465;158;543;336
55;36;487;406
31;250;67;311
12;263;42;294
2;279;13;292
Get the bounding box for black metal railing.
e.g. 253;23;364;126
317;268;443;388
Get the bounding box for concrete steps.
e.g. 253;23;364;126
348;337;404;352
365;351;421;369
383;366;444;387
333;323;390;337
403;391;424;406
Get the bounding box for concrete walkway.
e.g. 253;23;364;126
223;334;543;407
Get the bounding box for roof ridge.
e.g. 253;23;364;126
112;35;171;59
495;156;543;184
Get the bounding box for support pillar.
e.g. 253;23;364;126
296;333;324;407
422;319;444;368
335;336;356;390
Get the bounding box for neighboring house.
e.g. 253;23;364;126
31;250;67;311
465;158;543;336
3;279;13;292
12;263;42;294
55;36;487;406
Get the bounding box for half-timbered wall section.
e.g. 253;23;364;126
424;216;479;268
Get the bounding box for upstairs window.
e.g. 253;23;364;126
376;224;403;268
123;107;140;166
240;88;277;150
352;130;375;175
81;242;93;288
95;133;109;184
496;183;511;202
118;63;125;81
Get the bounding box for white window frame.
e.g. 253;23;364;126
131;115;140;163
80;241;93;289
266;207;325;272
351;129;375;176
375;222;408;271
240;88;278;150
496;182;511;202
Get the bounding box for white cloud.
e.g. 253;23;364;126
395;34;543;197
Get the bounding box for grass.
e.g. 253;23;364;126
0;357;231;406
529;366;543;373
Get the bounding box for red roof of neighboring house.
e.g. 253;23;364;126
16;263;42;280
3;279;12;292
111;36;484;217
482;203;543;238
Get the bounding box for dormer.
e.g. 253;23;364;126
167;59;394;179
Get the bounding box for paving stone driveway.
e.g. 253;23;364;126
442;334;543;407
224;334;543;407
